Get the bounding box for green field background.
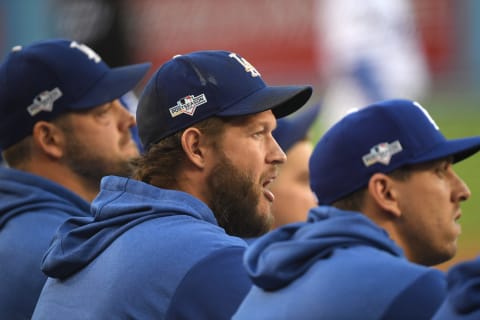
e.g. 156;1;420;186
310;92;480;271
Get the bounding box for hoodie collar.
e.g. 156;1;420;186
41;176;218;279
0;167;90;228
245;206;403;290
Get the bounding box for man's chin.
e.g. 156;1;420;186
124;148;141;159
253;210;274;235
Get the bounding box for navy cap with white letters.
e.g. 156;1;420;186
136;50;313;151
309;99;480;205
0;38;151;149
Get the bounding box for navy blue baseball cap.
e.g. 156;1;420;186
273;103;321;152
0;39;151;149
309;99;480;205
137;50;313;150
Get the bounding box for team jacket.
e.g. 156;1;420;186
233;206;447;320
32;175;251;319
0;167;91;320
433;256;480;319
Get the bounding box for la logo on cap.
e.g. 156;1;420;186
229;53;261;77
70;41;101;63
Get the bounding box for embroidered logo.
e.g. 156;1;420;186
27;88;63;116
169;94;207;118
229;53;261;77
70;41;101;63
362;140;403;167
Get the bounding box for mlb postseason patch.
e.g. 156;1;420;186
169;94;207;117
362;140;403;167
27;88;63;116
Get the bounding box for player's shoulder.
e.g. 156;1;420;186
123;213;248;255
380;267;446;319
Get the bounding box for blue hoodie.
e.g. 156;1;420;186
32;175;251;319
0;167;91;319
233;206;447;320
433;256;480;319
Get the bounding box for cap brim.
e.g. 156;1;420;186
217;85;313;119
69;62;151;109
408;136;480;165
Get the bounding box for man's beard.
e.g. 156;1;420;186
62;131;135;190
207;153;273;238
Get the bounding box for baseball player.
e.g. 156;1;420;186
234;99;480;320
32;50;312;319
0;39;150;319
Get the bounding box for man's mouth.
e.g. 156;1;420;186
454;209;462;222
262;177;276;202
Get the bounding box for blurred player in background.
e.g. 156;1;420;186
269;103;320;229
314;0;430;129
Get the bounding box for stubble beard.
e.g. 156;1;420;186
62;131;136;191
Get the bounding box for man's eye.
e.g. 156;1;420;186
95;106;112;116
435;161;450;176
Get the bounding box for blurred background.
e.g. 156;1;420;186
1;0;478;270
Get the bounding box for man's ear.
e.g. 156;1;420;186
181;127;208;169
31;121;65;159
367;173;402;218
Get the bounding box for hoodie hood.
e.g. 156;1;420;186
444;257;480;315
245;206;403;290
0;167;90;228
41;175;217;279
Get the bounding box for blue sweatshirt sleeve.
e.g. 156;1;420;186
433;256;480;320
380;269;447;320
165;246;251;320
